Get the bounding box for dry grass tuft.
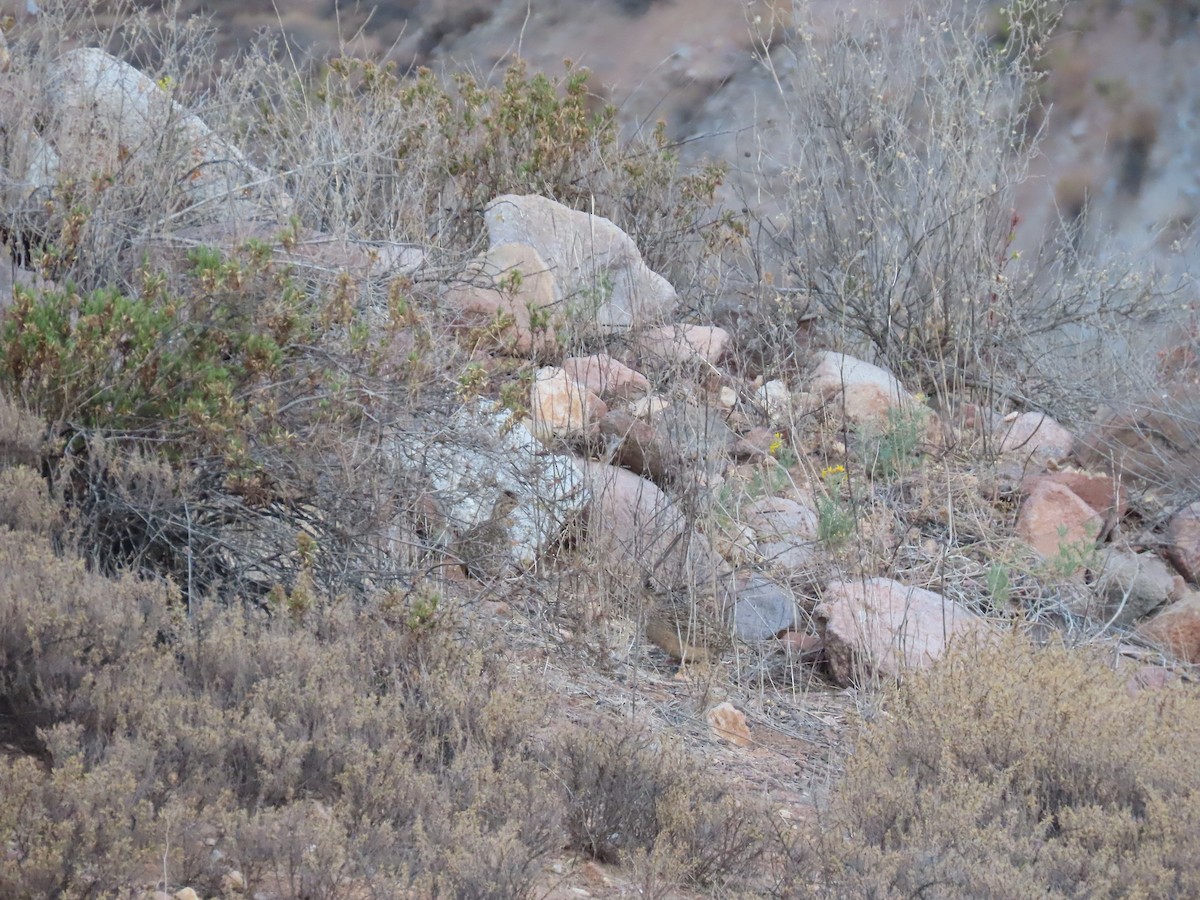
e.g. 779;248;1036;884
776;635;1200;898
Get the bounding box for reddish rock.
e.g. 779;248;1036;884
561;353;650;401
1016;481;1103;562
1139;590;1200;663
636;323;730;367
1041;468;1125;520
1167;501;1200;584
815;577;993;685
706;701;752;747
996;412;1074;464
530;367;605;440
443;242;561;357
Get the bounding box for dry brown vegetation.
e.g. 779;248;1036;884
2;0;1200;897
778;637;1200;898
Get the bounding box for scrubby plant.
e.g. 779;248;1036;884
252;50;734;281
1047;521;1102;580
861;398;930;480
0;245;304;454
753;0;1167;409
816;464;857;548
556;717;765;890
777;636;1200;898
0;510;567;896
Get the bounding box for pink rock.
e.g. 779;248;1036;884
811;352;907;402
1038;468;1124;519
809;351;918;426
1167;501;1200;584
530;367;605;440
1139;590;1200;663
1016;481;1102;561
578;460;727;594
636;324;729;367
996;412;1074;465
815;577;993;685
561;354;650;401
443;243;561;357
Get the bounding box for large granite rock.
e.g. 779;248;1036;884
484;193;677;332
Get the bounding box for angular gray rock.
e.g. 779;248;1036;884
743;496;820;575
1091;547;1185;628
730;573;797;641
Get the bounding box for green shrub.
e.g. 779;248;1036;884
862;400;930;480
0;244;306;456
816;464;858;548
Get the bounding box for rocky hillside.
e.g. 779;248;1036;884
2;1;1200;897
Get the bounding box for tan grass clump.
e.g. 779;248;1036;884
556;716;766;891
777;635;1200;898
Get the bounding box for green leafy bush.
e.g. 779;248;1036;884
0;245;305;457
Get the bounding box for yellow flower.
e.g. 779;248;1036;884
820;464;845;479
768;432;784;457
